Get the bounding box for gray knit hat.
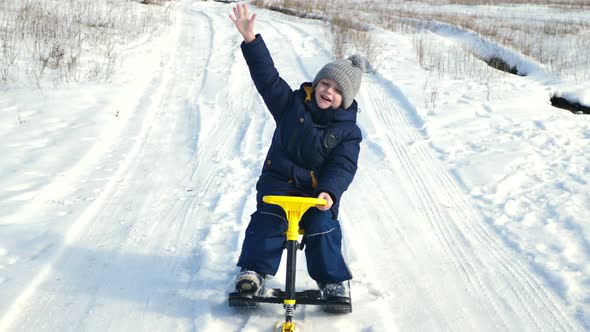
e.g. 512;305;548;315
312;54;363;109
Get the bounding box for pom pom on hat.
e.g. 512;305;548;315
312;54;364;109
348;54;365;71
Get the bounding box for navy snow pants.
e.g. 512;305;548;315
237;203;352;283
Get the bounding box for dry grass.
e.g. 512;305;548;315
140;0;175;5
0;0;174;87
262;0;590;80
327;15;381;72
423;78;440;111
255;1;380;70
412;32;498;79
328;16;354;59
357;2;590;79
272;0;331;13
253;0;270;8
446;0;590;8
395;10;589;78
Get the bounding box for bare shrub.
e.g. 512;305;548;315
354;29;383;72
1;33;18;82
326;15;380;71
253;0;270;8
275;0;330;12
486;56;518;75
412;34;428;68
328;16;352;59
423;78;439;112
99;38;119;82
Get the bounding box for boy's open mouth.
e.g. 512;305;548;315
321;95;332;103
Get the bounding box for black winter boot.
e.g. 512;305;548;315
234;270;265;294
318;280;352;313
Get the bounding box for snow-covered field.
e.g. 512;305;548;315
1;0;589;331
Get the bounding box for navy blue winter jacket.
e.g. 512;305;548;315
242;34;362;218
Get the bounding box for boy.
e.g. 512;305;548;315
229;4;363;302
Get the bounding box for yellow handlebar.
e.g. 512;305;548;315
263;195;326;241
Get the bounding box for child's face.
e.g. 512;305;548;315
314;78;342;109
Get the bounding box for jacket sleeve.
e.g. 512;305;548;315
241;34;294;122
315;126;362;205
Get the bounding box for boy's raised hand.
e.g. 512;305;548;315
229;3;256;43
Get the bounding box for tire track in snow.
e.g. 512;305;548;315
382;79;577;331
1;2;219;331
414;120;579;330
363;77;512;330
359;74;579;330
0;19;185;332
367;79;481;287
21;2;263;330
176;4;279;332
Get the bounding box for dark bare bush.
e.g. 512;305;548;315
551;95;590;114
486;56;519;75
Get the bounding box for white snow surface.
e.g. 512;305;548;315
1;1;589;331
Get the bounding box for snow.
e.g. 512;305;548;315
1;0;589;331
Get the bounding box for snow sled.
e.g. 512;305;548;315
228;196;352;331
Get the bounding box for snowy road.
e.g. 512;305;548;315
0;1;584;331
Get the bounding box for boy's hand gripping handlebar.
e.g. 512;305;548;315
263;196;326;240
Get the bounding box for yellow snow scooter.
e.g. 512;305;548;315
228;195;352;332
